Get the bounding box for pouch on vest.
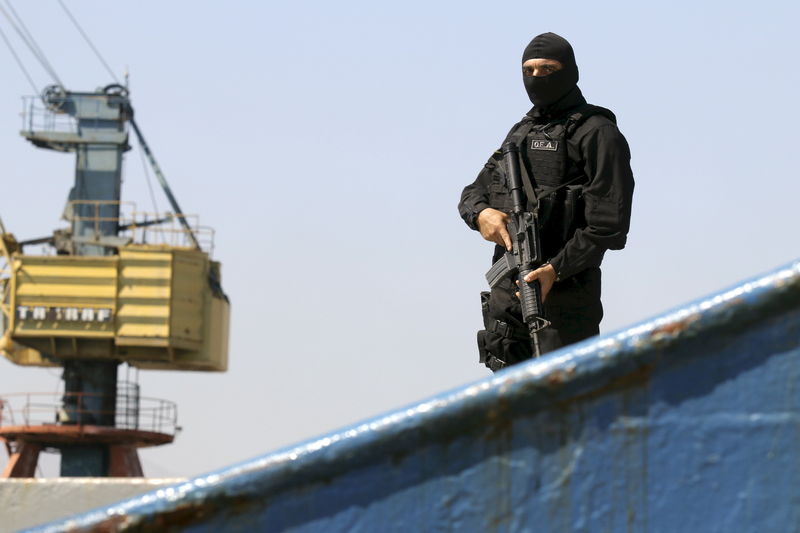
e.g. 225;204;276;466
561;184;585;243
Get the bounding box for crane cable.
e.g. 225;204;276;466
57;0;119;84
128;117;201;251
137;137;162;217
0;22;38;94
0;0;63;87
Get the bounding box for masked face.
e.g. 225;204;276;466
523;60;574;107
521;33;579;108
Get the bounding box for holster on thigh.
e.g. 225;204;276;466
476;291;532;370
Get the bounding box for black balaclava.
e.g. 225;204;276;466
522;32;579;108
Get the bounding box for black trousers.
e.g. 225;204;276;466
478;267;603;369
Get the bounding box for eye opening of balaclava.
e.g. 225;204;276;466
522;32;579;108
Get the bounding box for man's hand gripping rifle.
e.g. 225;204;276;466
485;142;551;358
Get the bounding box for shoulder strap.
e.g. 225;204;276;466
502;117;535;146
565;104;617;137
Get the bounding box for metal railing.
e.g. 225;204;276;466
0;382;178;436
65;200;215;255
20;95;78;135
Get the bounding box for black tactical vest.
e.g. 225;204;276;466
490;104;616;260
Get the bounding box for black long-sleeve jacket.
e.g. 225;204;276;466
459;91;634;281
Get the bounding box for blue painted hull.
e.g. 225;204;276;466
28;261;800;532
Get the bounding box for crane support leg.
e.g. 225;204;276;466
1;441;41;478
108;444;143;477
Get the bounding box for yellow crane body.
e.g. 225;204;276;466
1;245;228;371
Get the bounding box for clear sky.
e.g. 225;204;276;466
0;1;798;477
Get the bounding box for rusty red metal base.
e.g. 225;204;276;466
0;425;173;478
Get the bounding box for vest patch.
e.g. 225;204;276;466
531;139;558;151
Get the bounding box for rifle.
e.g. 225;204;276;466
484;142;550;357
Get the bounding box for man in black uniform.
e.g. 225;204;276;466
458;32;634;371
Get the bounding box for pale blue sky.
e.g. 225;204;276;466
0;1;798;477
